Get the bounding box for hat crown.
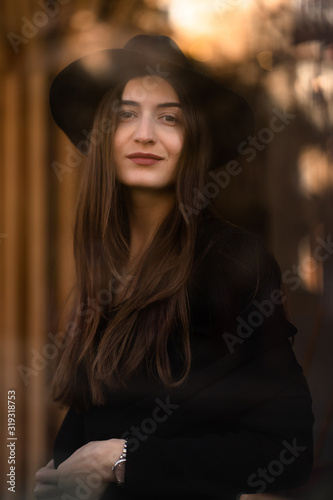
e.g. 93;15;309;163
49;34;254;168
123;35;190;67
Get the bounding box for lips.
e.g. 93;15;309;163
126;152;163;160
126;152;164;165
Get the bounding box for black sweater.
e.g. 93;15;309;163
53;217;314;499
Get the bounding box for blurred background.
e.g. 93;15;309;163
1;0;333;499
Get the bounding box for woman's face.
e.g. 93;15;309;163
113;77;184;191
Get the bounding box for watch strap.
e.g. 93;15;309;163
112;440;127;486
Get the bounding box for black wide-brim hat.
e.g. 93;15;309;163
49;35;254;169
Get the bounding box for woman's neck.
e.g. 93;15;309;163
111;187;176;307
124;187;176;261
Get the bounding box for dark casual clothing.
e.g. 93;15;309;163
53;217;314;499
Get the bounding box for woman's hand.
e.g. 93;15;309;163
34;439;126;500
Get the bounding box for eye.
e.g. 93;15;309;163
160;114;178;124
118;110;135;120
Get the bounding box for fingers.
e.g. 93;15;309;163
34;461;63;500
35;460;58;485
34;481;62;499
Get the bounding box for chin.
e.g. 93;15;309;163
128;184;173;191
120;178;175;191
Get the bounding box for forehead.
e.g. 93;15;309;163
121;77;180;104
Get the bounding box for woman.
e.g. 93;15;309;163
34;35;314;500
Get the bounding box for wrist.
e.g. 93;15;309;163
109;439;126;467
112;439;127;487
99;439;126;483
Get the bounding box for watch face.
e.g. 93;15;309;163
114;460;126;484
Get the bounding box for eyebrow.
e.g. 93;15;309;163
120;100;182;109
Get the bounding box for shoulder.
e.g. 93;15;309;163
195;215;281;287
196;214;268;254
190;215;297;343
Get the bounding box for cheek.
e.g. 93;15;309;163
113;126;128;155
113;133;122;158
170;133;184;157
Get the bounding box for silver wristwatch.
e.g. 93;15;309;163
112;440;127;486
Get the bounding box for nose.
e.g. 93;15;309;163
133;114;156;144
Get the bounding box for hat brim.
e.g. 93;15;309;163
49;48;254;169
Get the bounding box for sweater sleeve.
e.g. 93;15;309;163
53;406;85;468
114;339;314;500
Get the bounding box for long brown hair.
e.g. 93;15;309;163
51;73;213;410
